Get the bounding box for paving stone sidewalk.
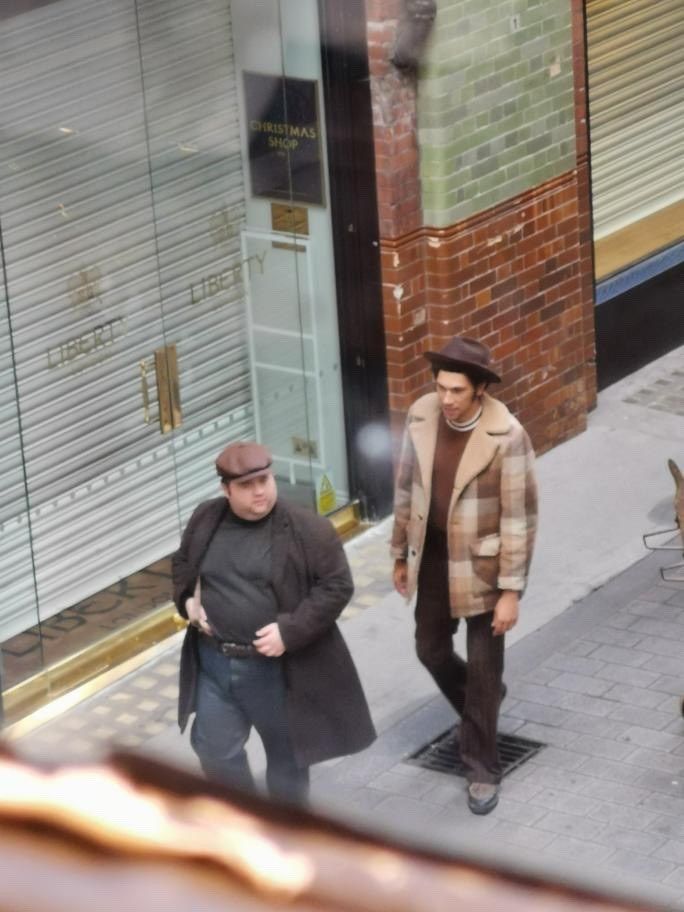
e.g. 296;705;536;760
12;533;684;909
8;522;393;759
311;548;684;911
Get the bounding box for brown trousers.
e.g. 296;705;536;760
415;525;504;784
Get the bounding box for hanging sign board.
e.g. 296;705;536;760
244;71;324;206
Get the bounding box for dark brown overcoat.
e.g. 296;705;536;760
172;497;376;767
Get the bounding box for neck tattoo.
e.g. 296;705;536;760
446;405;482;432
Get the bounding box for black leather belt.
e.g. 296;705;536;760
202;636;259;658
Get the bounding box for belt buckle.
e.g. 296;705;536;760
220;641;251;657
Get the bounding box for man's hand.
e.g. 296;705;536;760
254;622;286;657
393;558;408;596
491;590;519;636
186;596;214;636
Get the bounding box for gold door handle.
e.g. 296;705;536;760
154;347;173;433
166;342;183;430
153;343;183;434
139;359;151;424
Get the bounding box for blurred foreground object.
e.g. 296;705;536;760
0;752;665;912
643;459;684;582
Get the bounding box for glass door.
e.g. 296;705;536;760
0;0;190;701
232;0;350;512
136;0;256;526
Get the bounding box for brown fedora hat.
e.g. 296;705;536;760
424;336;501;383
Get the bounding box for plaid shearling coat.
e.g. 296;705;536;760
390;392;538;618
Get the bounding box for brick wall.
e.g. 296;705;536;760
366;0;423;238
381;173;591;452
366;0;595;454
419;0;577;227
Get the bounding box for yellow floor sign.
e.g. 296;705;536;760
316;473;337;515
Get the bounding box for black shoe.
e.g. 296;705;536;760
467;782;500;815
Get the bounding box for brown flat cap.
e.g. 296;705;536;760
424;336;501;383
216;441;272;482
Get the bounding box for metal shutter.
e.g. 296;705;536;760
0;289;39;638
587;0;684;238
0;0;251;633
135;0;254;523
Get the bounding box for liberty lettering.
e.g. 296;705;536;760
249;251;267;276
47;317;128;369
189;252;268;305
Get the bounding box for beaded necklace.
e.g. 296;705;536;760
445;405;482;432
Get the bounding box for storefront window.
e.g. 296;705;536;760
0;0;349;723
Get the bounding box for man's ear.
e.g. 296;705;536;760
221;481;232;499
476;381;488;398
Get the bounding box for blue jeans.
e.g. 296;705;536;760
191;638;309;802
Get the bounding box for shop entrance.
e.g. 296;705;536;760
0;0;350;719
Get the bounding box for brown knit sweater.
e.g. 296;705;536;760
428;416;474;531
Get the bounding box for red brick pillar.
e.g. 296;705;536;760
366;0;429;439
421;177;592;453
571;0;598;411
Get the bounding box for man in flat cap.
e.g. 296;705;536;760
391;337;537;814
173;441;375;803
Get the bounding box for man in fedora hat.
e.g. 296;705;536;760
172;441;375;803
391;337;537;814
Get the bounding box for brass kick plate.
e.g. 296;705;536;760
291;435;318;458
271;203;309;235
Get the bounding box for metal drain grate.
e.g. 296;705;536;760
406;727;544;778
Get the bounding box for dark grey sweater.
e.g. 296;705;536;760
199;509;277;644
